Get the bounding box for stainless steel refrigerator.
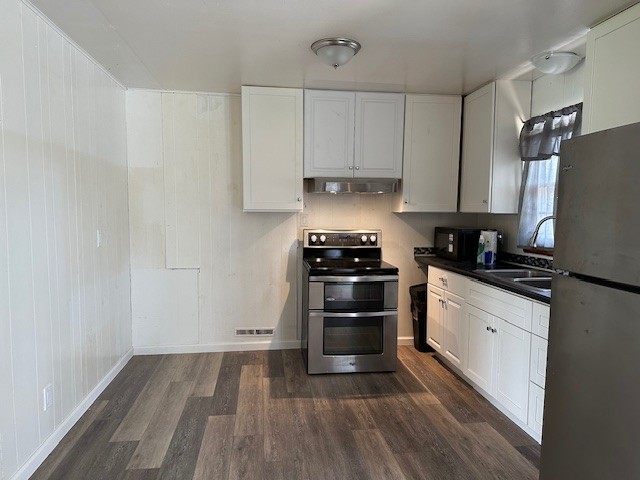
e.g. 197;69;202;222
540;122;640;479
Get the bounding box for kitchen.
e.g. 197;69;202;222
1;0;640;478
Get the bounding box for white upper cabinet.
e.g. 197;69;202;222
304;90;355;177
396;94;462;212
242;86;303;212
459;80;531;213
354;92;404;178
304;90;404;179
583;3;640;134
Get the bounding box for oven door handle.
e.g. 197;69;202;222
308;310;397;318
308;275;398;282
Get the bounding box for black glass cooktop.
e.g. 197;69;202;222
304;257;399;275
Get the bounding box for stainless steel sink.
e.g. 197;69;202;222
513;277;553;290
475;269;552;279
474;268;553;294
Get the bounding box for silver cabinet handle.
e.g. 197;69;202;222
492;328;497;333
355;166;360;170
486;326;491;331
297;196;302;201
325;297;336;301
404;200;408;204
348;166;353;170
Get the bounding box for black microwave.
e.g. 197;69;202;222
434;227;481;261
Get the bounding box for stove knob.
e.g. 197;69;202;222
319;235;327;244
370;235;377;244
361;235;368;244
310;234;318;244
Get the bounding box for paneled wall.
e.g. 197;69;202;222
127;89;475;350
0;2;131;478
479;63;585;254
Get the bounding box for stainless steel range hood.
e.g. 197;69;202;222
307;178;399;194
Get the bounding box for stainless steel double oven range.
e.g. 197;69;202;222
302;229;399;374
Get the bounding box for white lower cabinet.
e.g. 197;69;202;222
443;292;465;369
495;319;531;424
529;334;548;388
528;382;545;440
465;304;496;392
427;272;549;443
426;285;444;353
427;268;467;369
464;304;531;424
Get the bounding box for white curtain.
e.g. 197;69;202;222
516;103;582;249
517;157;558;248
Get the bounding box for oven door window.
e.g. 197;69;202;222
324;282;385;311
323;316;384;356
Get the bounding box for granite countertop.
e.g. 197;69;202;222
414;254;552;304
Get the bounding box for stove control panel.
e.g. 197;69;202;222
304;230;381;248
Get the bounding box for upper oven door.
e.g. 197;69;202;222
308;275;398;311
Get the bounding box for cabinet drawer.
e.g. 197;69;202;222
530;334;548;389
428;266;466;297
466;280;533;331
532;301;550;339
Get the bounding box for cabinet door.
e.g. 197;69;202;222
459;83;495;213
242;86;303;211
304;90;355;178
528;382;545;441
583;3;640;134
443;292;465;369
354;92;404;178
465;304;495;393
495;318;531;423
531;302;550;340
399;95;461;212
426;285;444;353
459;81;529;214
530;334;548;389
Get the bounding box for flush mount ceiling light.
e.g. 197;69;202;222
311;37;361;69
531;51;581;75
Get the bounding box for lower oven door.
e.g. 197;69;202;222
307;310;397;374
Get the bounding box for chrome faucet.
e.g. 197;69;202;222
528;215;556;248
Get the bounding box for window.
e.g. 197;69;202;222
516;104;582;250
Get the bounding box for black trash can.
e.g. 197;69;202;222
410;283;433;352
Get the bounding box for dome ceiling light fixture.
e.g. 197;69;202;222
531;51;582;75
311;37;361;69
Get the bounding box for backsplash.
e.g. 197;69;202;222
414;247;437;255
414;247;554;270
498;252;554;270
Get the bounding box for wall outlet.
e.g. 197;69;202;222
43;384;53;411
299;214;309;227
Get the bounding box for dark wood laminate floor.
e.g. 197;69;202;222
31;347;540;480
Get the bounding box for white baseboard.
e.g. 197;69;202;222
135;337;417;355
11;349;134;480
134;337;415;355
133;339;301;355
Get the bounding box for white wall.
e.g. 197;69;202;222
0;1;131;478
127;89;476;350
479;62;585;254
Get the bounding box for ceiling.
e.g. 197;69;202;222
29;0;636;94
